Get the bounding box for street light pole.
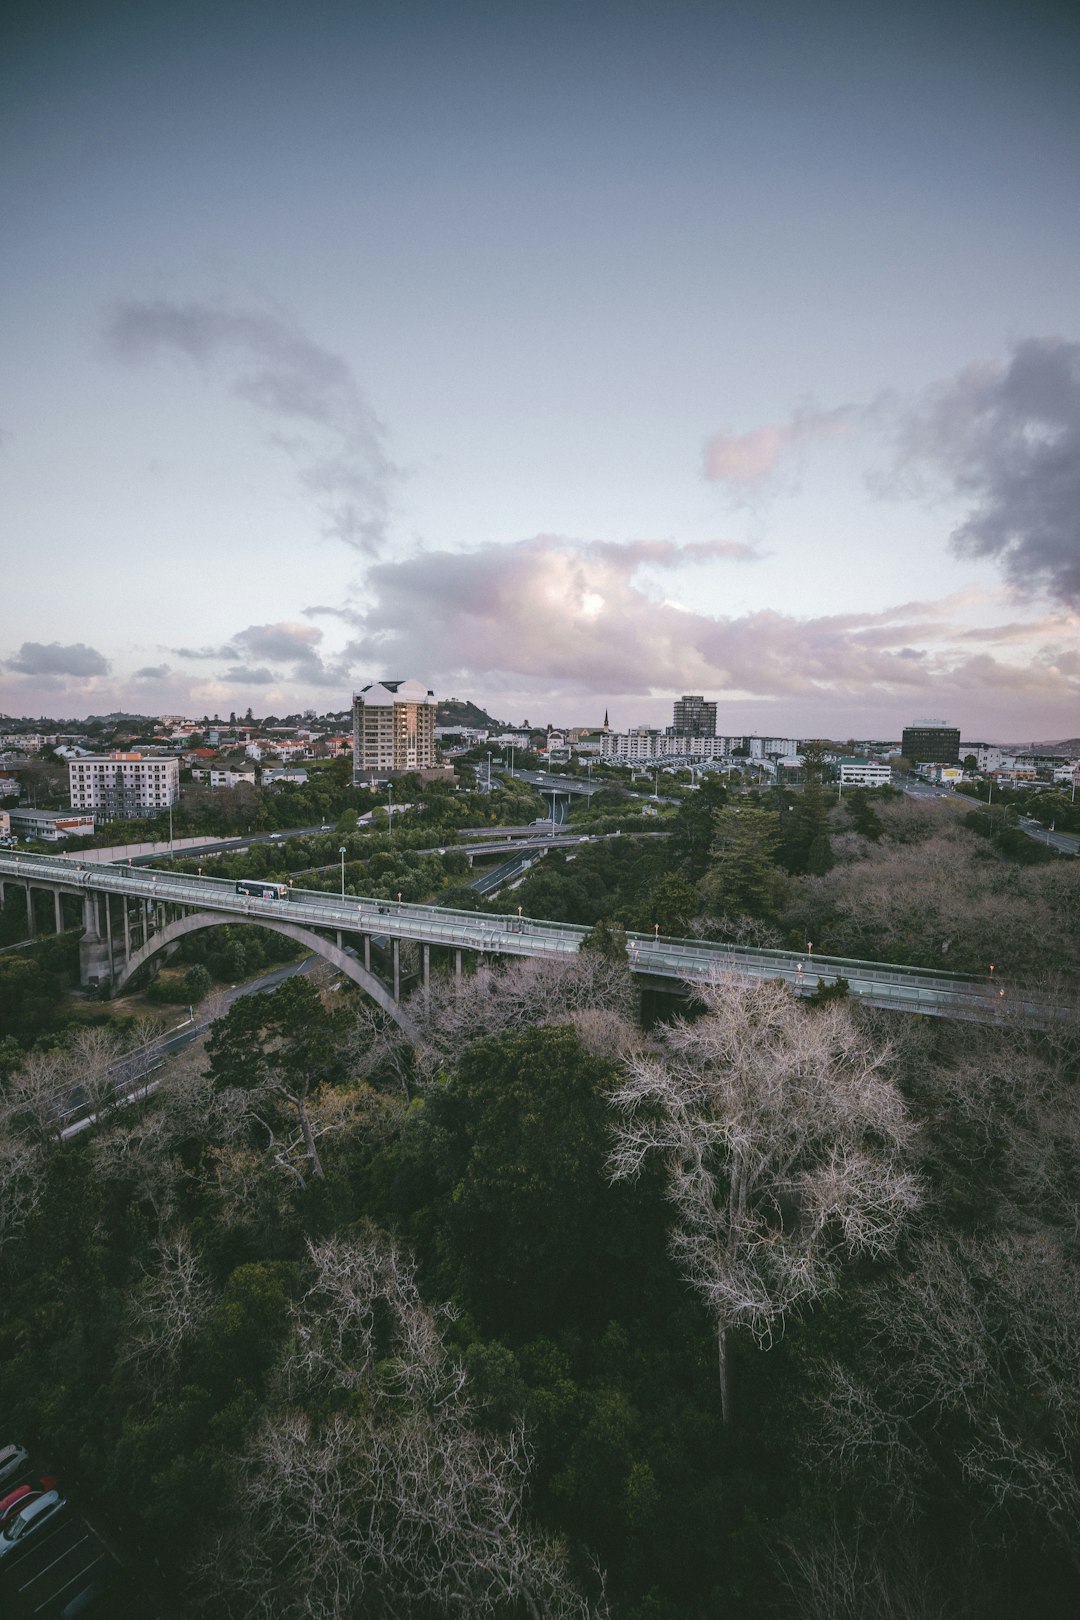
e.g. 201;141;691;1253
387;781;393;840
339;846;346;898
550;790;557;834
486;751;492;790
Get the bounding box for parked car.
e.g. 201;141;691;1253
0;1445;28;1490
61;1567;119;1617
0;1488;66;1555
0;1476;57;1525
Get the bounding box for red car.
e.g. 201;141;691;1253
0;1477;58;1525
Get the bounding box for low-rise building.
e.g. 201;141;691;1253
9;808;95;842
261;767;310;787
837;758;893;788
209;769;257;789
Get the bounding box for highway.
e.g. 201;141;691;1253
1;851;1056;1025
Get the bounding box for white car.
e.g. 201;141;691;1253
0;1488;66;1556
0;1445;28;1489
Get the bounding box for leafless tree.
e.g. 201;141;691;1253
0;1128;44;1260
346;999;418;1101
195;1228;604;1620
812;1227;1080;1573
2;1046;68;1148
122;1227;215;1394
607;974;921;1424
409;950;635;1082
777;1517;960;1620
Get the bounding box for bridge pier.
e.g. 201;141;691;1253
79;891;112;989
54;889;63;933
422;943;430;992
25;883;34;939
393;939;400;1001
364;935;371;971
455;948;462;982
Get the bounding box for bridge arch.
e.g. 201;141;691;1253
113;911;417;1035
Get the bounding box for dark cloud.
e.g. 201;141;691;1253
133;664;171;680
105;299;395;555
894;337;1080;607
222;664;277;686
183;621;350;690
5;641;110;677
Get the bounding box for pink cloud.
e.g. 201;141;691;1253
703;405;854;490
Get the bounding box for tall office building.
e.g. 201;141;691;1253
68;753;180;820
672;695;717;737
901;720;961;765
352;679;437;781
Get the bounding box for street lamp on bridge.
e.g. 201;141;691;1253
339;846;347;898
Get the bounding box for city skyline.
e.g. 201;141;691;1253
2;0;1079;739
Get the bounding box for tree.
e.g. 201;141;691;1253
122;1228;215;1396
424;1026;622;1335
410;951;635;1083
607;975;921;1424
197;1230;601;1620
636;872;701;936
205;978;347;1187
703;808;784;919
183;964;213;1002
669;776;727;879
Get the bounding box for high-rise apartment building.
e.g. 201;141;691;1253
352;679;437;782
672;695;717;737
901;720;961;765
68;753;180;819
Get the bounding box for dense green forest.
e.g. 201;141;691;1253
1;786;1078;1616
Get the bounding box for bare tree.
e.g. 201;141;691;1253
0;1128;45;1260
196;1228;604;1620
2;1046;68;1148
409;950;635;1083
607;974;921;1424
122;1227;215;1394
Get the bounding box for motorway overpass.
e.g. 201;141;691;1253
0;851;1050;1030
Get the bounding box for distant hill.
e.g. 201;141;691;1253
1009;739;1080;757
436;697;505;730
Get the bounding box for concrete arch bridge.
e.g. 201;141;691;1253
0;851;1055;1031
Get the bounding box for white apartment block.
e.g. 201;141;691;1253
353;679;437;781
69;752;180;820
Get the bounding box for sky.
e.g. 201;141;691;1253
2;0;1079;742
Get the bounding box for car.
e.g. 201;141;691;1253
61;1567;119;1617
0;1487;66;1555
0;1445;28;1490
0;1476;56;1524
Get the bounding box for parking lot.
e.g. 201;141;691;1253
0;1451;159;1618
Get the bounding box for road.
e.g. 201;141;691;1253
58;955;316;1138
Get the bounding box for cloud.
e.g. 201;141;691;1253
105;299;395;554
133;664;172;680
5;641;110;677
703;404;854;494
893;337;1080;607
223;665;277;686
315;533;1080;724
